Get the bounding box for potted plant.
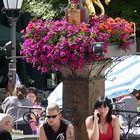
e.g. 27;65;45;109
20;16;135;74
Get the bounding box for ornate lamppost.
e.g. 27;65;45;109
2;0;23;86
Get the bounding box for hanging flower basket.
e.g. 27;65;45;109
105;39;136;58
20;16;135;73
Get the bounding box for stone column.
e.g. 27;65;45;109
61;39;136;139
62;62;108;140
63;78;105;140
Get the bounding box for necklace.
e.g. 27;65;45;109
100;121;107;133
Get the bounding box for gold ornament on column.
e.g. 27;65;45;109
84;0;110;16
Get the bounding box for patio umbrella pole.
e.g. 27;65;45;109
9;17;18;86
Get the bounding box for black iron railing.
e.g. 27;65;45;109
113;109;140;137
19;105;140;138
18;106;46;125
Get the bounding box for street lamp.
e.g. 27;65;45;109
2;0;23;86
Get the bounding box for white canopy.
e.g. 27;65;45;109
47;82;63;107
47;55;140;105
105;55;140;98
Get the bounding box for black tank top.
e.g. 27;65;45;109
43;118;70;140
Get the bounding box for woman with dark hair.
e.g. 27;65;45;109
85;96;120;140
27;87;42;134
27;87;38;106
1;85;33;134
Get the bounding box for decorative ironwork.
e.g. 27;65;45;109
113;103;140;137
18;106;46;125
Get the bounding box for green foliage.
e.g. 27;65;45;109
22;0;56;20
22;0;140;22
47;0;68;20
22;0;67;20
105;0;140;23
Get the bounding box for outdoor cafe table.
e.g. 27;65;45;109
14;106;45;139
18;105;43;110
12;134;39;140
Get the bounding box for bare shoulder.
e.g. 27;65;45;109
85;116;93;123
66;123;75;140
112;114;119;120
67;123;74;130
86;115;93;120
69;123;74;127
85;115;93;128
111;115;119;126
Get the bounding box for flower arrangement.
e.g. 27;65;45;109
20;16;134;73
95;16;135;49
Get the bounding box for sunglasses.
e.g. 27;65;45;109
46;114;59;119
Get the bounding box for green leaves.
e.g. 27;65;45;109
22;0;56;20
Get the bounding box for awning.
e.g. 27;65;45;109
47;55;140;105
47;82;63;107
105;55;140;99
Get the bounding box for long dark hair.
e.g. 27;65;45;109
93;96;113;123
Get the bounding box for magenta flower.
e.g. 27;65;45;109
20;16;134;73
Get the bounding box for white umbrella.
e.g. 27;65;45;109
47;82;63;107
105;55;140;99
48;55;140;102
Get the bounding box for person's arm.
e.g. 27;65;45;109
112;115;120;140
66;123;75;140
38;123;48;140
85;115;99;140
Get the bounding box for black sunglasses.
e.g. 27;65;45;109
46;114;59;119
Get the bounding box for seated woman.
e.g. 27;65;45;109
27;87;42;134
85;96;120;140
1;85;33;134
